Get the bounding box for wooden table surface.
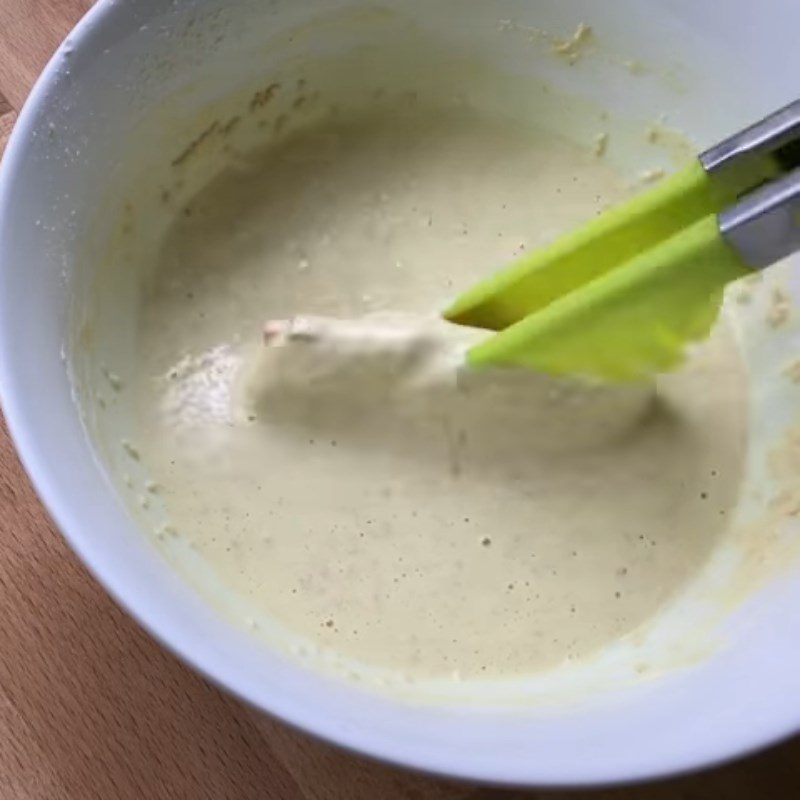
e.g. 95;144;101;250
1;2;800;798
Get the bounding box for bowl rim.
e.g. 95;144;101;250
2;0;800;788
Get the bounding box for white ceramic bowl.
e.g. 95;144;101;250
3;0;800;787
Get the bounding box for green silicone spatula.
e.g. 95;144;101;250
444;99;800;381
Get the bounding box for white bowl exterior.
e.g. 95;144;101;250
2;0;800;787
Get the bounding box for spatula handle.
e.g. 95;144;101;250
720;166;800;269
701;99;800;177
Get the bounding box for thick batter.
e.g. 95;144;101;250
132;105;747;679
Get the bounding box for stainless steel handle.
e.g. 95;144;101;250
701;99;800;176
720;167;800;269
697;99;800;270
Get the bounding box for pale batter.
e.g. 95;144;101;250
132;105;747;679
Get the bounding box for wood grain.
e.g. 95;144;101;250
0;0;93;109
0;94;14;154
0;2;799;798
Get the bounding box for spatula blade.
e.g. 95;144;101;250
465;216;750;382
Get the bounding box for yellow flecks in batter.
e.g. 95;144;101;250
783;360;800;384
593;132;610;158
638;168;666;185
767;287;791;329
552;23;594;65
